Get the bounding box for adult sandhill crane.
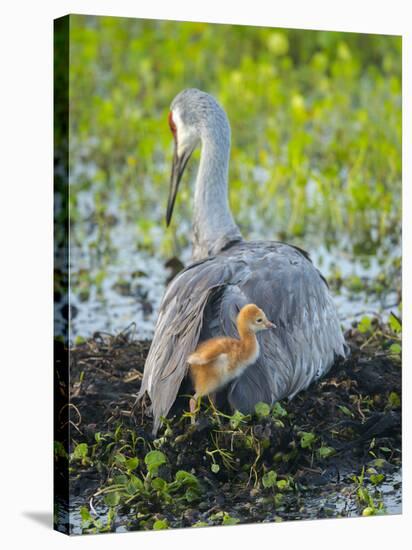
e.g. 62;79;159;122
138;88;346;434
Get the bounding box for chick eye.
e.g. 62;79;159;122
256;318;262;323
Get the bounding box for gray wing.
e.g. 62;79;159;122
137;254;247;434
139;241;346;433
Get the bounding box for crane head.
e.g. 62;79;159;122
165;89;230;226
166;108;198;226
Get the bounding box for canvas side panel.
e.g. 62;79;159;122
53;14;70;535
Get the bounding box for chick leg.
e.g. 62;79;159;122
189;393;200;425
207;393;222;425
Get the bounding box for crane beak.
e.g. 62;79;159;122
166;143;193;226
265;321;276;330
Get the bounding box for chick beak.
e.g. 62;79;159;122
265;320;276;330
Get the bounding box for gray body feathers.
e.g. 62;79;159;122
138;241;346;434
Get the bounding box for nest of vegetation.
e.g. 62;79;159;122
60;318;401;533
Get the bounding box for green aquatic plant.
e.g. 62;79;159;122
317;446;335;459
67;15;401;266
209;511;240;526
351;467;386;517
71;443;90;466
91;456;202;520
65;318;401;533
254;402;271;418
144;450;166;476
352;313;402;358
153;518;169;530
298;431;317;449
262;470;277;489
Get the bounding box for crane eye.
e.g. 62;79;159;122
256;318;263;323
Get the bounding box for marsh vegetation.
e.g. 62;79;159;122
57;315;401;533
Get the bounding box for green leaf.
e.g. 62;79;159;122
153;437;166;449
145;450;166;467
175;470;199;487
362;507;375;516
104;491;120;507
229;410;247;429
358;316;372;333
144;450;166;474
113;453;126;466
276;479;289;491
299;431;317;448
255;402;270;417
262;470;277;488
151;477;168;491
211;463;220;474
346;276;364;292
126;474;144;494
273;419;285;429
209;511;224;520
357;487;369;504
80;506;91;523
54;441;68;459
107;507;116;528
370;473;385;485
222;514;240;525
72;443;88;460
318;446;335;458
113;424;122;442
389;313;401;333
185;487;201;502
125;457;139;471
113;474;128;485
389;343;401;355
272;402;288;417
387;392;400;408
338;405;354;417
274;493;284;506
153;519;169;530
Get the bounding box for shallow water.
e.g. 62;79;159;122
62;186;400;343
61;467;401;534
290;468;402;520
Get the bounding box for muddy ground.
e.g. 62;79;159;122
57;322;401;534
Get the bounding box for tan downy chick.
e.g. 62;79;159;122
187;304;275;421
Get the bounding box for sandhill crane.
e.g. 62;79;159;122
138;88;346;434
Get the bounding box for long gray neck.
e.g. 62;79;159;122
192;128;242;261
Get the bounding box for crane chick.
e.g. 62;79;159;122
187;304;275;422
